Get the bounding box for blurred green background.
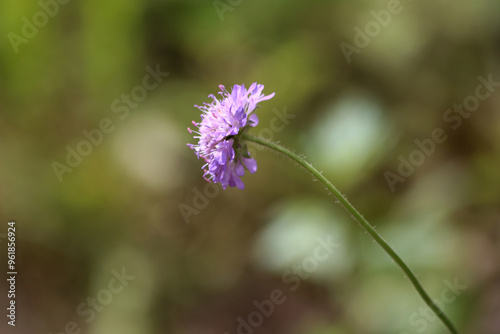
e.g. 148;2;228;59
1;0;499;333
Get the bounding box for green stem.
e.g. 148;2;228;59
241;133;458;334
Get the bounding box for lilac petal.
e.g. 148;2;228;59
242;157;257;174
219;148;227;163
259;92;275;102
249;113;259;127
247;101;257;114
220;165;230;189
234;107;247;125
229;173;245;189
228;127;239;136
249;85;264;97
223;162;245;189
235;162;245;176
215;140;234;163
231;84;242;101
249;82;257;91
233;177;245;189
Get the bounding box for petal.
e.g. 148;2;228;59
235;162;245;176
229;173;245;189
231;84;242;101
242;157;257;174
249;85;264;98
234;106;245;118
227;127;239;136
234;177;245;189
247;101;257;114
220;165;230;186
248;82;257;93
259;92;275;102
219;148;227;163
249;113;259;127
234;107;247;127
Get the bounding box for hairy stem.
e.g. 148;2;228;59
242;133;458;334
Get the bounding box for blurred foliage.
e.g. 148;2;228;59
1;0;499;333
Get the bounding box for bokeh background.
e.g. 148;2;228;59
1;0;499;333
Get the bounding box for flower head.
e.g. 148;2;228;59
188;83;275;189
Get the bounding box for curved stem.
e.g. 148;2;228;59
241;133;458;334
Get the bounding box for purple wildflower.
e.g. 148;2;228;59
188;83;275;189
